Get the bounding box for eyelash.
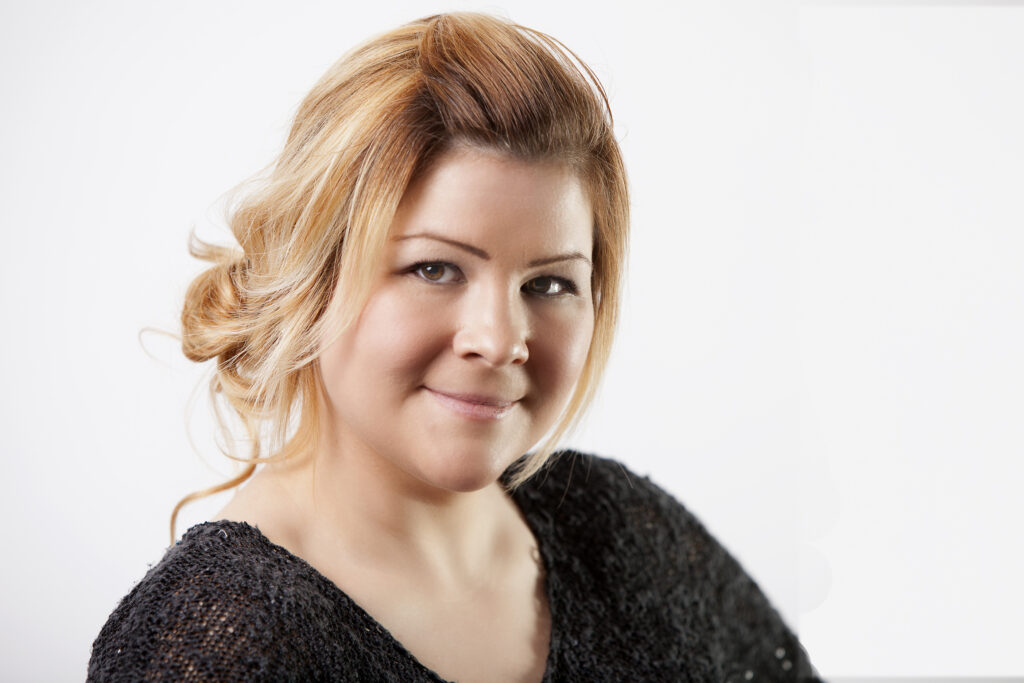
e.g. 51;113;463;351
406;261;579;298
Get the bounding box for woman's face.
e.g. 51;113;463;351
318;146;595;494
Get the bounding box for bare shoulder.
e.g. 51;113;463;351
210;467;306;553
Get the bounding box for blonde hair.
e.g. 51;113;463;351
172;12;629;543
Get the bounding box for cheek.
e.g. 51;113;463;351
530;307;595;397
319;290;450;397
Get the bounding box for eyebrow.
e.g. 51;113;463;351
395;232;592;268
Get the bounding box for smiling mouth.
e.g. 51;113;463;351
425;388;518;421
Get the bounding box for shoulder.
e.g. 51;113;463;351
87;521;336;681
519;450;707;546
519;451;722;582
523;449;687;508
520;451;821;681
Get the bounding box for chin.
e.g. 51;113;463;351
410;446;514;494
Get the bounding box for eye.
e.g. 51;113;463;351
523;276;578;297
410;261;463;284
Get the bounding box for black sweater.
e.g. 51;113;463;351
88;452;821;681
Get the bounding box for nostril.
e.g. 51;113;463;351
453;328;529;366
509;342;529;365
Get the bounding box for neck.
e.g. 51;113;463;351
268;423;518;590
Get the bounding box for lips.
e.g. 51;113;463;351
425;388;519;420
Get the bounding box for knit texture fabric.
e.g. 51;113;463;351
89;452;821;682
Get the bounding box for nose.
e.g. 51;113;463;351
452;286;529;366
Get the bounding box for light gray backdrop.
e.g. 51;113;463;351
2;1;1022;679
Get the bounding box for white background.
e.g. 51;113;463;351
2;1;1022;680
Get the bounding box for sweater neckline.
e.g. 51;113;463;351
187;480;558;683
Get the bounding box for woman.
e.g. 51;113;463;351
89;12;819;682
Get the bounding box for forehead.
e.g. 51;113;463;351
389;147;594;255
